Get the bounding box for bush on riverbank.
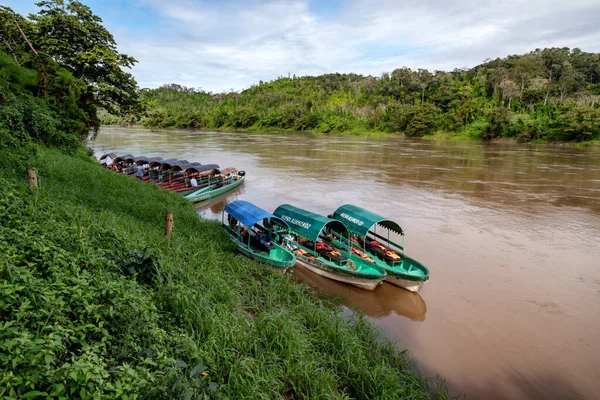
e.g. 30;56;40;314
0;148;443;399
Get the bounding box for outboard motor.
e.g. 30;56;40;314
237;170;246;177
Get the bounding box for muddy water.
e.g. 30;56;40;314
90;127;600;400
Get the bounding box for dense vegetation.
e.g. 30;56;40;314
109;48;600;142
1;2;444;398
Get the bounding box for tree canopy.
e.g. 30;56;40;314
0;0;138;140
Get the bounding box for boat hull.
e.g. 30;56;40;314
295;257;382;291
374;254;428;292
185;176;244;203
225;231;295;270
385;276;424;292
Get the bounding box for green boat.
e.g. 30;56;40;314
273;204;386;291
331;204;429;292
184;174;245;203
222;200;296;271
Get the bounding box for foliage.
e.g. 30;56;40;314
0;148;443;399
0;1;139;135
109;48;600;142
29;0;139;115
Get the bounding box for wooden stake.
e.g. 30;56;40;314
165;211;173;241
26;168;38;193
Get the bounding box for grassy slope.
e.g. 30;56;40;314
0;148;444;399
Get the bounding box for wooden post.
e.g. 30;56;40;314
165;211;173;241
26;168;38;193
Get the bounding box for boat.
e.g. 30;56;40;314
331;204;429;292
183;171;245;203
222;200;296;271
99;152;117;168
273;204;386;290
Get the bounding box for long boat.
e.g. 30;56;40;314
273;204;386;290
221;200;296;271
331;204;429;292
183;173;245;203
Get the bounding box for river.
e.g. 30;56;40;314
90;126;600;400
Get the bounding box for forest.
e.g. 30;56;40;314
104;48;600;142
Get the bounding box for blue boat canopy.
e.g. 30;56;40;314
225;201;289;229
332;204;403;237
273;204;348;241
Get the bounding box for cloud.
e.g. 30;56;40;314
93;0;600;91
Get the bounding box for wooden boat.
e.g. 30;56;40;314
222;200;296;271
99;152;118;168
331;204;429;292
183;173;245;203
273;204;386;290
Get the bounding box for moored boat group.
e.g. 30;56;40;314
99;153;245;203
222;201;430;292
97;151;430;292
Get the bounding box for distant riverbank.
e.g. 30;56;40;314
99;122;600;146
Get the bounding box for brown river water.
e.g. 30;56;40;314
90;127;600;400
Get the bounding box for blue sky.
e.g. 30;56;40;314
6;0;600;93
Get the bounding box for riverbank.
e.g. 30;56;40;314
0;147;446;398
100;123;600;145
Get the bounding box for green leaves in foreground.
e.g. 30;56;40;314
0;149;440;399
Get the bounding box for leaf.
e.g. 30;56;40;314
175;359;188;369
207;382;218;392
21;391;48;399
50;383;65;397
189;363;206;378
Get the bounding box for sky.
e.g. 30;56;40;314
5;0;600;93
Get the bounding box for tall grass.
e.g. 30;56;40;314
0;148;445;399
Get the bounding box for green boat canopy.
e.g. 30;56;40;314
273;204;348;241
332;204;403;237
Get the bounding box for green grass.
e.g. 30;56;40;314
0;147;446;399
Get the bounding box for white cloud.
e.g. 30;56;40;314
114;0;600;92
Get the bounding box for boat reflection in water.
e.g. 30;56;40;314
293;266;427;321
195;185;246;217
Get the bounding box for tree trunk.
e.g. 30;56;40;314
3;39;20;65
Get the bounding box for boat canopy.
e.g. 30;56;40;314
159;159;179;170
225;200;289;229
100;152;117;161
332;204;403;237
114;154;134;163
273;204;348;241
149;158;164;168
134;156;150;165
